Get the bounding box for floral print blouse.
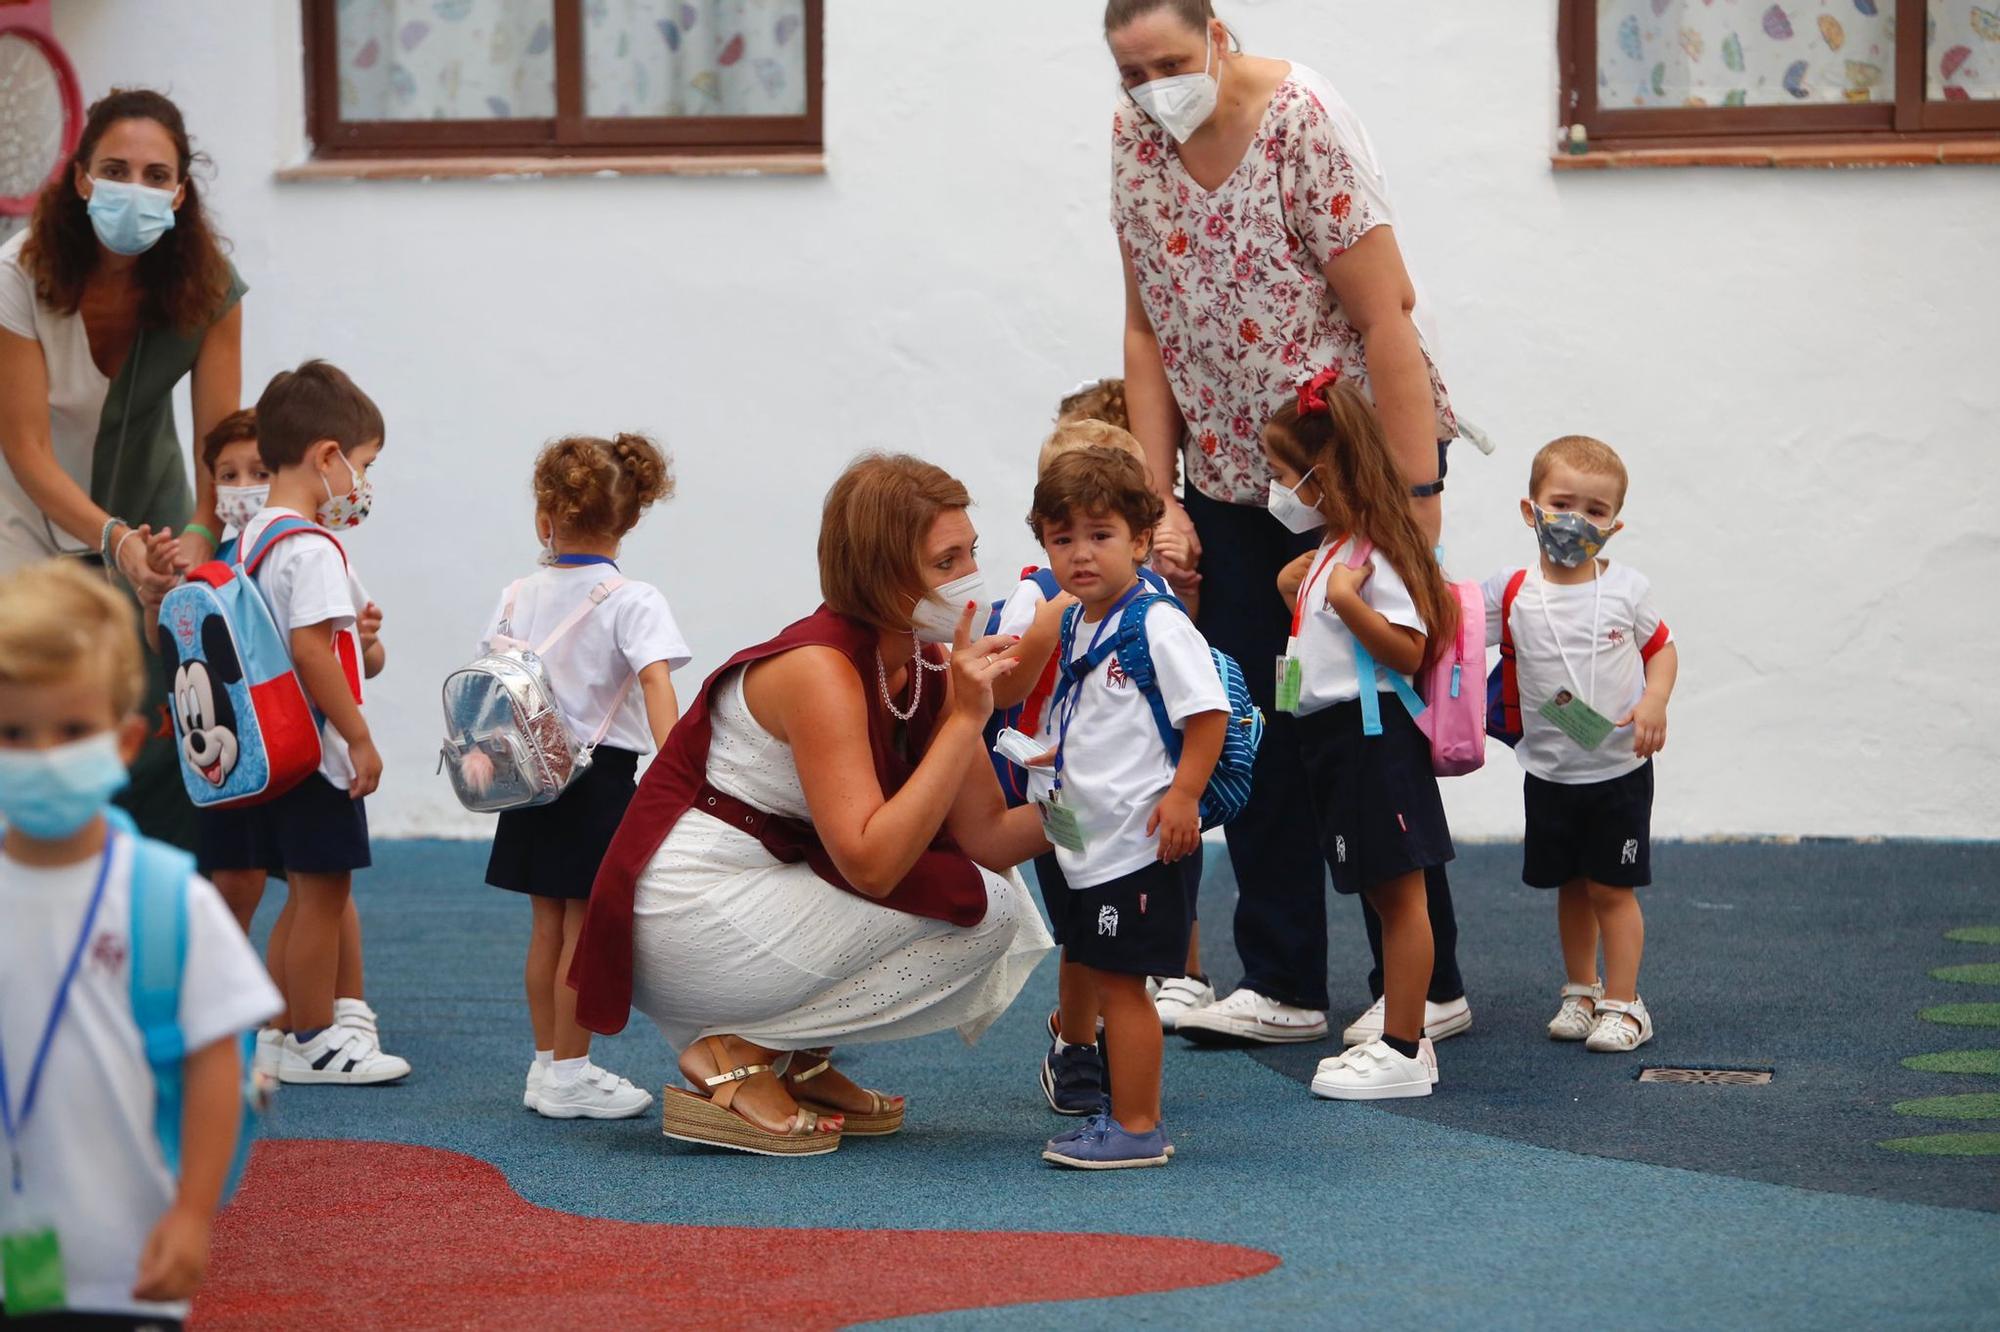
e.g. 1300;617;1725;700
1112;71;1457;507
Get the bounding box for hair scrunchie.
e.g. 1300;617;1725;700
1297;366;1343;418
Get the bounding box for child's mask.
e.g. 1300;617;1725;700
1266;470;1324;534
1532;504;1616;569
317;453;373;531
0;733;130;839
216;484;269;533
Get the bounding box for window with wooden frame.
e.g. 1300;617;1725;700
302;0;822;160
1559;0;2000;153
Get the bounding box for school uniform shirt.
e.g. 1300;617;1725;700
240;506;369;790
1025;599;1227;890
0;834;280;1321
1484;563;1672;784
1293;537;1428;716
479;567;692;754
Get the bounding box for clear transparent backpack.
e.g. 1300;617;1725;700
438;576;635;813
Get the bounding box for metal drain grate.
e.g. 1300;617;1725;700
1636;1066;1774;1086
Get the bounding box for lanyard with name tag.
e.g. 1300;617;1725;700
1276;539;1348;715
1534;568;1615;751
1;839;116;1315
1042;584;1146;855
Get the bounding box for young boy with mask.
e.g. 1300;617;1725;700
238;360;407;1085
0;560;280;1328
1485;436;1678;1052
141;409;393;1084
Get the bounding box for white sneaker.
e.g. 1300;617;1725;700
534;1063;654;1120
1153;976;1217;1031
1585;997;1654;1053
333;997;380;1043
1548;981;1604;1041
1341;995;1475;1046
525;1060;547;1111
254;1028;284;1081
278;1026;411;1086
1311;1039;1435;1100
1176;987;1327;1044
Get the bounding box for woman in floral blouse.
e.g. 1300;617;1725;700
1105;0;1471;1049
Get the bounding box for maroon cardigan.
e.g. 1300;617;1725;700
569;606;989;1035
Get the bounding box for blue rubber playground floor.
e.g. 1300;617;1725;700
203;839;2000;1330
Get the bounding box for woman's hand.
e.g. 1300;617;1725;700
1152;496;1204;586
116;525;180;598
947;600;1020;726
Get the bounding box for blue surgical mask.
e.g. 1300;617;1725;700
0;733;131;840
1532;504;1616;569
85;178;179;257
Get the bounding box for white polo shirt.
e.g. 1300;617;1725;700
1294;537;1427;716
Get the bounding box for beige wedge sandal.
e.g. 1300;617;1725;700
659;1037;844;1157
785;1050;906;1137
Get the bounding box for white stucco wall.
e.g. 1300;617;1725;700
43;0;2000;840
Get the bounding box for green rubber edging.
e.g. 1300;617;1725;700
1878;1133;2000;1157
1930;963;2000;986
1920;1004;2000;1027
1945;926;2000;945
1892;1093;2000;1120
1902;1050;2000;1075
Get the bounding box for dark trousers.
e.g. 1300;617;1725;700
1183;484;1465;1011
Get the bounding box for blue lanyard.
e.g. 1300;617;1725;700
554;554;619;570
1052;583;1145;792
0;837;116;1193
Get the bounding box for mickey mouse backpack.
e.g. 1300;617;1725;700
156;517;358;809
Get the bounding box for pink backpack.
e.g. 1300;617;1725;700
1343;540;1487;777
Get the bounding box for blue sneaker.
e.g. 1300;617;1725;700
1041;1113;1173;1169
1040;1039;1107;1116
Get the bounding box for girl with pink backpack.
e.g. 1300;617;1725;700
1264;374;1468;1102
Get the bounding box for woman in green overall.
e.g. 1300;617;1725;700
0;90;246;849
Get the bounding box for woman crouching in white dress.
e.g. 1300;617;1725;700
570;453;1055;1156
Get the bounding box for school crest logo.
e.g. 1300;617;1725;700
1097;906;1120;937
1607;628;1627;647
1621;839;1639;865
1335;835;1347;864
1104;657;1129;690
90;931;127;975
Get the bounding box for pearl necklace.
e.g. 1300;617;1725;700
876;636;942;721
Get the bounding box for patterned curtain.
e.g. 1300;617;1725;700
338;0;557;121
1597;0;1895;109
333;0;806;122
1930;1;2000;99
584;0;809;118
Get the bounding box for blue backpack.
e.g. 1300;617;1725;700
982;567;1183;807
115;808;262;1205
1050;592;1262;830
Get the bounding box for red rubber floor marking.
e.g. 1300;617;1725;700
197;1140;1279;1329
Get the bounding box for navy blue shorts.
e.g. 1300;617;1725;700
486;747;639;901
1523;762;1654;890
1297;698;1455;895
1054;857;1196;978
1035;842;1198;947
198;773;370;879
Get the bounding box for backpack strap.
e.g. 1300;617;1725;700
1030;567;1064;601
1498;568;1529;736
1339;540;1425;737
242;516;346;577
127;831;195;1176
1109;594;1183;762
532;577;628;656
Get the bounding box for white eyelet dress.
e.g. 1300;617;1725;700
629;667;1054;1053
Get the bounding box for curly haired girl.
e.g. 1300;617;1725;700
477;432;691;1119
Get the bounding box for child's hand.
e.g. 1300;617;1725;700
348;737;383;800
131;1203;210;1303
1619;696;1669;759
358;601;384;652
1152;525;1198;575
1276;551;1315;607
1323;561;1373;608
1149;789;1202;862
146;526;187;577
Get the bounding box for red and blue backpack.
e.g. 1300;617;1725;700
156;517;361;809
